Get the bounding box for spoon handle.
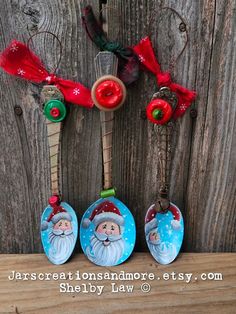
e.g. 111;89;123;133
46;120;62;195
94;52;119;190
41;86;64;197
155;121;174;211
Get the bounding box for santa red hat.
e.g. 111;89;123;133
41;195;72;231
82;200;124;228
145;203;181;235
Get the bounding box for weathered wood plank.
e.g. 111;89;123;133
0;0;235;254
185;0;236;252
0;0;101;253
105;0;210;251
0;253;235;313
107;0;236;252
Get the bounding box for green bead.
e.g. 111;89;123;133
152;109;163;120
100;188;116;198
44;99;66;122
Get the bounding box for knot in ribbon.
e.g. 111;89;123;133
82;5;139;86
133;36;196;119
103;41;122;53
44;74;58;85
156;72;172;87
0;40;93;108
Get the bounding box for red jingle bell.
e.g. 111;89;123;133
146;99;173;125
48;195;60;207
91;75;126;111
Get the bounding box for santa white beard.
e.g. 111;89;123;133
48;229;75;264
86;231;125;266
148;240;177;265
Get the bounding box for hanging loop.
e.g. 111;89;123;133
27;30;63;74
147;6;189;69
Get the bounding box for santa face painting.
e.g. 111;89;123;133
86;220;125;266
81;198;136;266
41;199;78;265
147;228;177;265
48;218;75;265
145;203;183;265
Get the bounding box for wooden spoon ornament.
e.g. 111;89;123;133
80;51;136;266
133;36;196;264
0;32;93;264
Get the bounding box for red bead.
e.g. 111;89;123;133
50;107;60;118
48;195;60;207
146;99;173;124
95;80;123;109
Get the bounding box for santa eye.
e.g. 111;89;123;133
65;222;68;227
111;226;115;230
102;224;107;229
59;222;62;226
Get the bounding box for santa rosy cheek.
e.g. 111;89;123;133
96;226;105;234
149;234;155;241
112;229;120;235
64;225;72;230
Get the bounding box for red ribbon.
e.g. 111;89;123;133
0;40;93;108
133;36;196;119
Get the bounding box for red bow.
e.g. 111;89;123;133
0;40;93;108
133;36;196;119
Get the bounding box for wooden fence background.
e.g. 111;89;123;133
0;0;235;254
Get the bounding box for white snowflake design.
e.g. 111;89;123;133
73;88;80;96
179;104;188;111
17;68;25;76
10;43;18;52
45;76;52;83
138;54;145;63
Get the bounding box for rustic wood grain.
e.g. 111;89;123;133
106;0;236;252
0;0;101;253
185;0;236;252
105;0;196;251
0;253;235;313
0;0;235;253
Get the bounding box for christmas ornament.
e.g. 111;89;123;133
133;36;196;264
0;33;94;264
40;84;78;265
133;36;196;120
82;5;139;85
80;51;136;266
0;37;93;108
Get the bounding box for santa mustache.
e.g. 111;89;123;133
94;231;122;242
87;234;125;266
50;228;73;237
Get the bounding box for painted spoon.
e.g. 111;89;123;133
40;86;78;265
145;87;184;265
80;51;136;266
